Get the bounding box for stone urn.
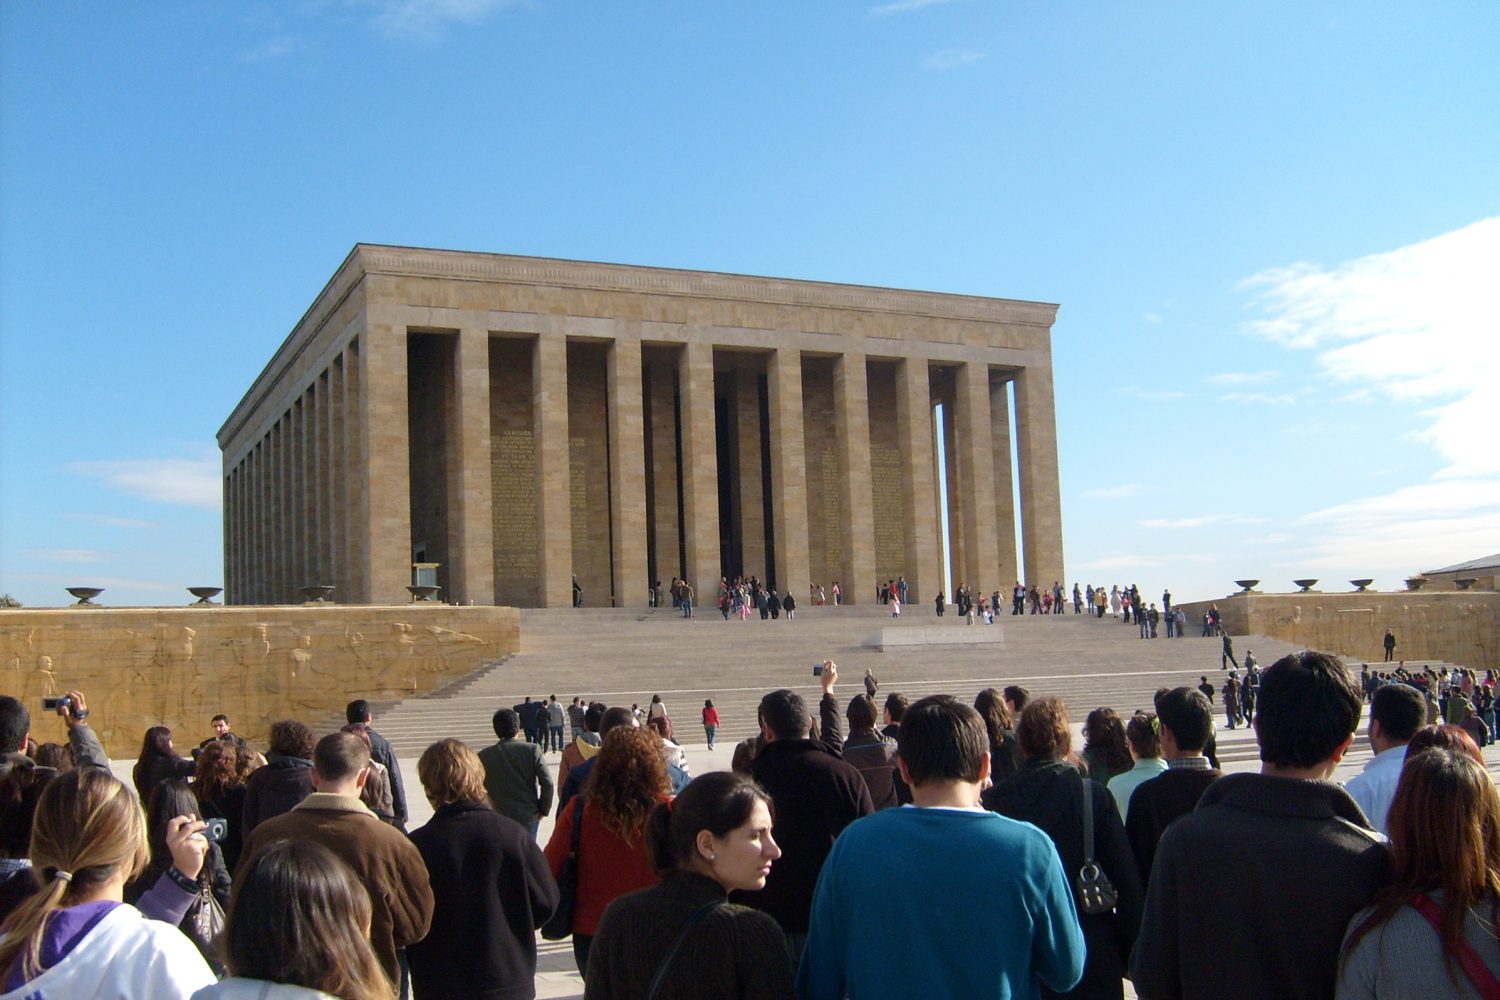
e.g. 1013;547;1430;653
301;585;335;603
407;585;441;602
187;587;223;606
1349;579;1374;592
1293;579;1318;592
66;587;104;607
1406;577;1428;591
1234;579;1260;594
1456;578;1478;590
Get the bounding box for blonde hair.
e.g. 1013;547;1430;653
0;769;148;980
417;738;488;808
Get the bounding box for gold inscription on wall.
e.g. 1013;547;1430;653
569;436;589;549
493;430;538;578
871;447;904;576
822;441;842;573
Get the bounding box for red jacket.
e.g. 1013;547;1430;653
544;796;663;935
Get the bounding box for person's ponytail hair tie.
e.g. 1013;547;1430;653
48;868;73;883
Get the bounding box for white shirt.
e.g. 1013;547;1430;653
1344;743;1407;835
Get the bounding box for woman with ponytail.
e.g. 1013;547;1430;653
583;770;794;999
0;768;214;999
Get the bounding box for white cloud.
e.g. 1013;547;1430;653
65;513;159;529
363;0;519;40
1240;216;1500;478
240;36;303;62
922;49;986;71
1074;554;1169;572
1084;483;1143;499
1218;391;1295;406
1137;514;1268;529
26;548;108;564
1117;386;1187;401
1206;369;1279;386
1143;312;1163;325
870;0;955;17
68;456;221;509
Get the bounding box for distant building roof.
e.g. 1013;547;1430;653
1423;553;1500;575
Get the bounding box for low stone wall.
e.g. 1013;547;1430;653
0;605;519;750
1179;591;1499;671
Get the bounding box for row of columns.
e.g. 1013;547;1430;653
225;324;1063;608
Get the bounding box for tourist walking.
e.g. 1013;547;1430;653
702;699;720;749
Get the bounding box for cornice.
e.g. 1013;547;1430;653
355;244;1060;328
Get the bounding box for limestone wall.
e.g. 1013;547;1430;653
0;605;519;751
1179;592;1499;671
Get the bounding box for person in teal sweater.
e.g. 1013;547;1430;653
797;695;1084;999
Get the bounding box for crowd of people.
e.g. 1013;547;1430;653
3;643;1499;999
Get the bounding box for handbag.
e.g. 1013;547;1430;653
182;880;227;967
1075;772;1119;915
541;797;585;941
1409;894;1500;999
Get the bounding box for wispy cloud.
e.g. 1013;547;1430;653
68;456;221;509
1117;386;1187;401
9;572;186;595
1206;369;1279;386
65;513;160;529
363;0;520;40
922;49;987;70
1289;480;1500;576
25;548;108;564
1074;554;1169;572
1137;514;1268;529
240;36;303;62
1218;391;1295;406
1143;312;1163;325
1240;216;1500;478
870;0;956;17
1084;483;1144;499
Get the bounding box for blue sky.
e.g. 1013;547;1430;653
2;1;1497;608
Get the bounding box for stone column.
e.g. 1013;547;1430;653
834;352;877;602
357;314;413;605
678;340;720;600
310;377;327;588
735;368;766;579
607;335;649;607
278;416;293;602
255;440;269;604
343;338;366;602
768;346;810;596
451;328;495;605
896;358;941;604
647;360;681;582
534;332;573;608
330;350;350;602
956;361;1001;592
1014;361;1066;588
990;374;1018;585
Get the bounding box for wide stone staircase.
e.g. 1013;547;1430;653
362;603;1328;767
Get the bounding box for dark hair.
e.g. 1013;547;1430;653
846;694;877;730
1342;749;1500;991
584;702;608;733
1016;697;1071;761
131;726;176;801
1370;684;1426;743
31;743;68;772
1256;651;1362;768
268;720;316;759
0;767;47;857
1003;685;1031;712
1156;687;1213;752
0;696;29;754
647;715;675;741
143;779;201;865
313;732;370;783
1125;711;1161;758
1084;708;1133;774
493;709;520;740
883;692;909;722
345;700;372;725
193;741;242;808
897;695;988;785
758;690;809;740
599;707;636;736
644;771;772;875
226;839;394;999
704;699;714;709
974;689;1013;750
1406;724;1485;765
340;723;374;752
211;714;230;725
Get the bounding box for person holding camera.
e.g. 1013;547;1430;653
0;689;107;781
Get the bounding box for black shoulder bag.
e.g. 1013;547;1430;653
1075;771;1119;915
646;901;723;1000
541;798;585;940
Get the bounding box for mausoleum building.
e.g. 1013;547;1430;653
218;245;1065;607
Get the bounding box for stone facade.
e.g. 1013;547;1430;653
219;245;1066;607
0;605;518;749
1179;591;1499;672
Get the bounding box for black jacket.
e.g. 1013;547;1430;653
242;754;314;834
407;801;559;1000
984;759;1145;1000
736;694;873;933
365;726;407;824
